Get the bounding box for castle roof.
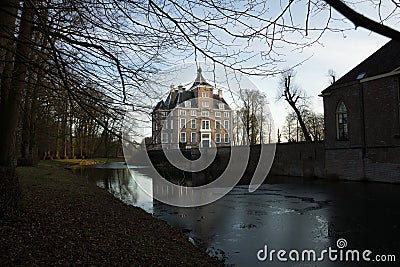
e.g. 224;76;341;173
153;67;229;112
190;67;212;88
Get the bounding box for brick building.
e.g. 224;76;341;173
152;68;233;149
320;40;400;182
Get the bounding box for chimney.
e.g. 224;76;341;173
178;85;184;93
218;89;222;98
170;84;174;92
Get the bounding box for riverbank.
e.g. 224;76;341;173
0;161;223;266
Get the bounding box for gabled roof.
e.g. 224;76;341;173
322;40;400;93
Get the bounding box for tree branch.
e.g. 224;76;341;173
325;0;400;41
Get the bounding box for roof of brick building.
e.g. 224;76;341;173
322;40;400;93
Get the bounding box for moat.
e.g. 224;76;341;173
74;163;399;266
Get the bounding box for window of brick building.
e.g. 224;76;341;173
191;132;197;143
215;133;221;143
336;101;348;140
215;120;221;130
201;120;210;130
180;132;186;143
180;118;186;129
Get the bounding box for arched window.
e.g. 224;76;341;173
336;101;348;140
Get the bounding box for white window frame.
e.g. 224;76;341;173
201;111;210;117
215;133;221;143
215;120;221;130
215;111;221;117
191;110;197;116
180;132;186;143
201;120;211;130
202;101;209;107
218;103;224;110
202;92;209;98
191;132;197;143
191;119;196;129
224;120;230;130
184;101;191;108
180;110;186;116
162;133;168;143
180;118;186;129
224;133;230;143
224;112;229;118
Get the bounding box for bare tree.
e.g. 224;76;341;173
304;111;325;141
328;69;337;85
283;112;298;142
237;89;270;145
278;70;312;142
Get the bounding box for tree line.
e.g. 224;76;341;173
1;0;399;218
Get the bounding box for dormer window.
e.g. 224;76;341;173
336;101;348;140
202;92;209;98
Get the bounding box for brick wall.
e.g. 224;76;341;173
270;142;325;177
325;148;364;180
322;74;400;183
363;147;400;183
363;76;400;147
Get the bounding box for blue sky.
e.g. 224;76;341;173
250;28;390;137
135;1;396;141
143;30;389;142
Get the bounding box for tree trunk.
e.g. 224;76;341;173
291;104;312;142
69;110;75;159
0;1;34;167
0;0;34;219
0;0;18;76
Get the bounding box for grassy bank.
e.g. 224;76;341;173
54;157;124;167
0;161;223;266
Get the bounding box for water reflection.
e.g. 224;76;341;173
74;164;400;267
76;165;153;212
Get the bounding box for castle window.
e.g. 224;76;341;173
162;133;168;143
224;133;230;143
180;132;186;143
180;118;186;129
215;120;221;130
215;133;221;143
202;101;209;107
336;101;348;140
201;120;210;130
201;111;209;117
224;120;230;130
